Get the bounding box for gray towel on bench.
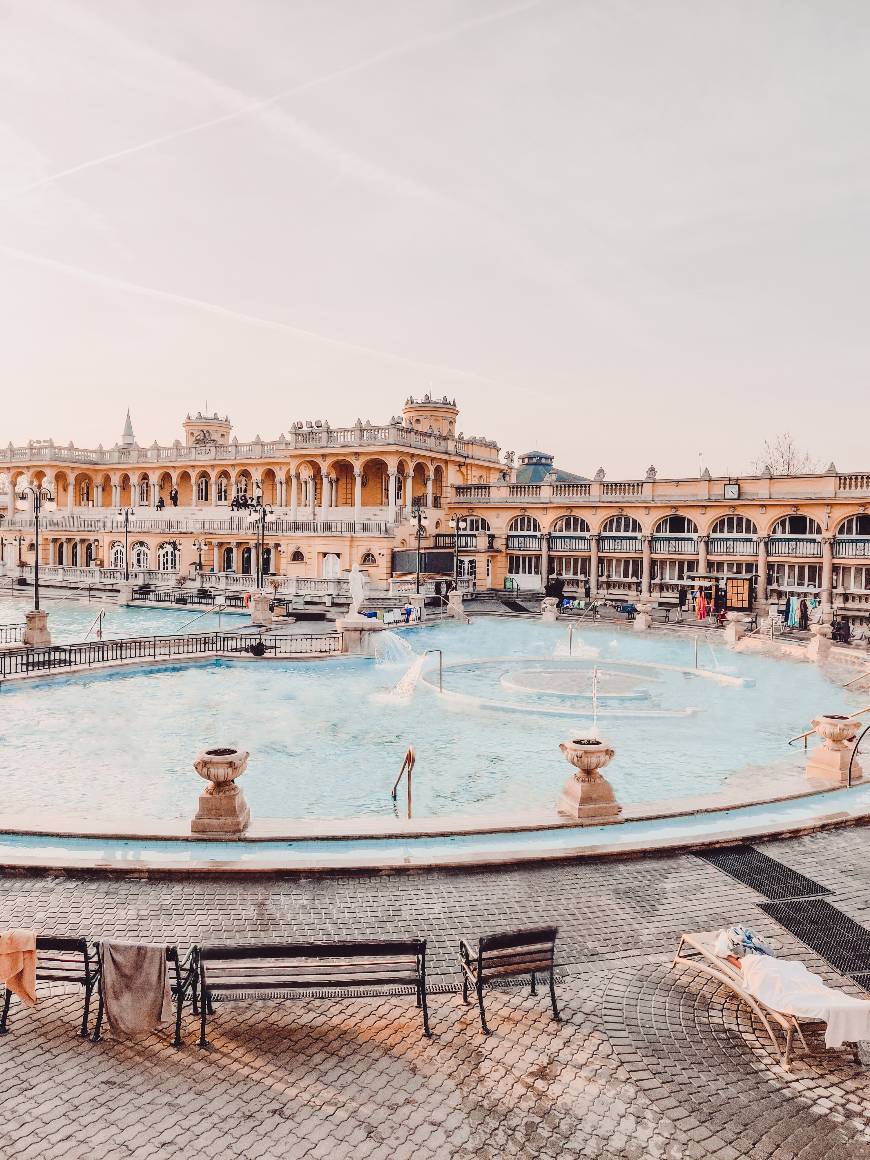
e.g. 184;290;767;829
99;942;172;1037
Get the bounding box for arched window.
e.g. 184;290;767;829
109;542;125;569
156;542;179;572
71;542;79;566
261;547;272;575
79;480;91;505
361;551;376;565
770;515;821;536
838;514;870;537
240;546;252;575
235;476;249;498
196;476;210;503
216;475;229;503
601;515;642;534
291;548;305;563
131;542;150;570
222;546;234;572
654;515;697;534
552;515;590;533
138;479;149;504
509;515;541;533
710;515;757;536
85;543;94;567
57;542;65;565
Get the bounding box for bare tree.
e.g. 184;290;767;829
752;433;819;476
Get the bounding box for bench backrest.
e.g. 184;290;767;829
35;937;96;985
478;927;558;979
197;940;426;989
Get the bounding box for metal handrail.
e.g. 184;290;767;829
391;746;415;819
843;671;870;690
425;649;443;692
848;724;870;786
84;609;106;641
787;704;870;748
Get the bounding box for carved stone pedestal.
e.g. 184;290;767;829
723;612;747;646
807;623;833;663
337;615;387;655
633;602;654;632
23;609;51;647
556;737;622;824
806;715;863;786
191;747;251;838
541;596;559;623
250;592;273;628
447;593;466;621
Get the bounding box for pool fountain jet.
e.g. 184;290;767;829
556;737;622;824
337;564;387;655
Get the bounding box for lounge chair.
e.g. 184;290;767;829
673;931;817;1070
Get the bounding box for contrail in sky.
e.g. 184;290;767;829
0;242;505;389
6;0;547;200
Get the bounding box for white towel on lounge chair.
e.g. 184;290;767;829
740;954;870;1048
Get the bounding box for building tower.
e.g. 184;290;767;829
121;408;135;447
182;411;233;447
402;394;459;437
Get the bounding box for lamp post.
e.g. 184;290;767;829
118;508;133;581
16;483;56;612
192;537;208;581
412;500;429;594
449;515;467;590
250;501;273;590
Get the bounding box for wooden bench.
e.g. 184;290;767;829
193;939;431;1049
0;936;99;1039
460;926;560;1035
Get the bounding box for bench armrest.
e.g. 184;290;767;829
459;938;476;965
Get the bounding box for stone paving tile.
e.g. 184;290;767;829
0;836;868;1158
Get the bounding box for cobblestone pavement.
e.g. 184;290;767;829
0;828;869;1159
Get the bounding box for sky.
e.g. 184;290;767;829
1;0;868;477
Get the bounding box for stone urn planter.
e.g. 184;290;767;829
191;746;251;837
807;621;833;663
541;596;559;623
806;715;863;786
556;737;622;823
633;601;654;633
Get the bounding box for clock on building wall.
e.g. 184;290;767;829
724;482;739;500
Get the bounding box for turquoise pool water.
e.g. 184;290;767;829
0;595;260;641
0;618;861;824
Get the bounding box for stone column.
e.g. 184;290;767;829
697;534;708;575
821;535;834;614
213;543;220;573
641;534;652;599
388;471;398;521
756;536;768;605
354;471;363;524
426;474;434;507
540;533;550;593
309;476;317;519
403;473;412;516
589;535;599;598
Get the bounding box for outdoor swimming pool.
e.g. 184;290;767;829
0;595;263;641
0;617;861;825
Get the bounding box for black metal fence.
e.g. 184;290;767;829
0;631;342;677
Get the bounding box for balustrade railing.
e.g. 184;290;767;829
0;630;343;676
508;485;541;498
650;535;698;555
506;533;541;551
602;482;644;497
834;537;870;558
454;485;491;499
551;483;591;498
6;513;393;536
433;533;478;549
708;536;759;556
549;535;591;552
598;535;642;553
0;426;499;465
768;537;823;558
0;623;24;644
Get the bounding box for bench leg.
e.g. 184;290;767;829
0;987;11;1033
530;971;537;997
549;972;561;1021
172;990;184;1049
81;981;94;1038
421;987;432;1038
91;982;105;1043
477;981;491;1036
198;983;211;1050
462;971;469;1004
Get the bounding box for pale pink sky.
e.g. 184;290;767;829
1;0;868;476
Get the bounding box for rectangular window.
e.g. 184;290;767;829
549;555;588;578
767;563;821;590
508;555;540;575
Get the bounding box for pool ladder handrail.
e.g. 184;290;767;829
391;746;416;820
84;608;106;641
787;704;870;749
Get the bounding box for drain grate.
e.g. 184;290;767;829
695;845;832;900
758;898;870;976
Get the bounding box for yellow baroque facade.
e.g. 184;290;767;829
3;399;870;623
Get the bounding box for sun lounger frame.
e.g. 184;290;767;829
673;932;816;1071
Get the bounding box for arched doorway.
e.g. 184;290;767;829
322;553;341;578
